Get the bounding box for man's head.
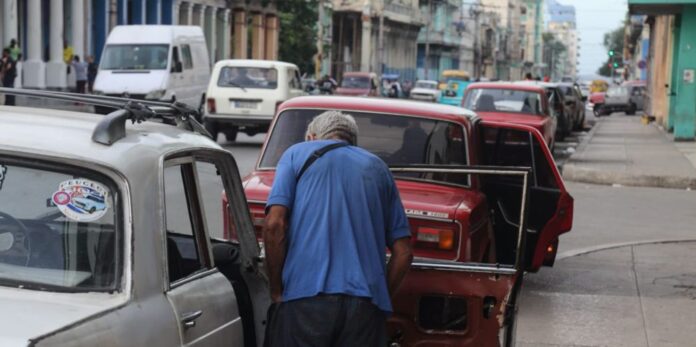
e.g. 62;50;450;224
2;48;9;58
86;55;94;63
305;110;359;145
73;55;80;62
9;39;16;47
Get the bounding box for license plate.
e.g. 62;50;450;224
232;101;257;109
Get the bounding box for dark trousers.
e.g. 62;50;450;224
2;79;14;105
266;294;386;347
76;80;87;94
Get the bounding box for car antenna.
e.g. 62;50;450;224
0;88;211;145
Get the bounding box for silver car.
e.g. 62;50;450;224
598;84;646;116
0;95;269;346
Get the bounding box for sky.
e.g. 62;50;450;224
563;0;629;76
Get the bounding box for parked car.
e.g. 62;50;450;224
203;59;305;141
93;25;210;113
409;80;441;102
0;89;270;346
439;70;472;106
463;82;558;148
335;72;380;97
516;81;575;139
239;96;574;346
598;83;646;116
558;82;588;130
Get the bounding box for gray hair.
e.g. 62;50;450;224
305;110;359;145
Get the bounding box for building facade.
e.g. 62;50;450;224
0;0;278;89
416;0;464;81
546;0;577;79
329;0;422;82
520;0;543;77
480;0;524;80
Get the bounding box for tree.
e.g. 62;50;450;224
277;0;318;75
597;26;625;77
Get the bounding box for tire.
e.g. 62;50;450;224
626;103;636;115
204;120;219;142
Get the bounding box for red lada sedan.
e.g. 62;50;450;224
463;83;558;148
233;96;573;346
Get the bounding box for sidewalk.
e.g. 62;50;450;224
562;114;696;189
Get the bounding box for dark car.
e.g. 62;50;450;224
516;81;575;140
558;82;587;130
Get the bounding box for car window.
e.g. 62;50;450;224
181;44;193;70
101;44;170;70
260;109;470;186
217;66;278;89
480;127;558;189
341;76;370;89
195;161;226;239
0;160;119;291
287;69;301;90
164;163;209;283
463;88;544;115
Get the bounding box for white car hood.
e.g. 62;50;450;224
94;70;167;94
410;87;439;96
0;286;126;345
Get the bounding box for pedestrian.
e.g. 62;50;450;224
0;48;17;106
263;110;413;347
71;55;88;94
524;72;533;80
87;55;98;93
6;39;20;62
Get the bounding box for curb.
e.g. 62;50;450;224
556;238;696;260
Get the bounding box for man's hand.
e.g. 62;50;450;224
264;205;289;304
387;238;413;298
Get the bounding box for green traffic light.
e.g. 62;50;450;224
613;62;619;68
609;50;615;57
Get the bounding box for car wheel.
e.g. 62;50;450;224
204;120;219;142
627;103;636;115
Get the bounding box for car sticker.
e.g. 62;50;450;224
0;165;6;191
52;179;109;222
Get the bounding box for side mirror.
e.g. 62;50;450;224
171;61;183;73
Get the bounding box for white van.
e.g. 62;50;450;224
93;25;210;111
204;60;305;141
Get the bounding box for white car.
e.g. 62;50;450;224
409;80;442;103
203;60;305;141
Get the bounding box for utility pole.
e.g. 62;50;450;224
424;0;431;79
378;1;385;77
316;0;325;78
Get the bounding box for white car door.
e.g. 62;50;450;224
163;156;244;346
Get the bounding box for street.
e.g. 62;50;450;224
219;113;696;346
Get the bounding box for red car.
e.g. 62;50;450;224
335;72;381;97
462;83;558;148
234;96;573;346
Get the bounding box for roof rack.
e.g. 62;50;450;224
0;88;211;145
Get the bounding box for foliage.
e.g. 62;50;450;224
597;26;625;76
277;0;319;75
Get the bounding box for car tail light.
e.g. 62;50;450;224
207;98;216;113
248;203;266;239
409;218;460;260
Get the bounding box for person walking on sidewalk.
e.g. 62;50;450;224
87;55;98;93
263;110;413;347
71;55;88;94
6;39;20;62
0;48;17;106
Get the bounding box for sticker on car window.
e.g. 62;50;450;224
0;165;6;191
52;179;109;222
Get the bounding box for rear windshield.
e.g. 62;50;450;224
341;76;370;89
0;159;120;292
606;86;628;97
259;109;469;186
463;88;544;115
101;44;169;70
415;81;437;89
217;66;278;89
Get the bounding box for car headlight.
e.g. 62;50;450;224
145;89;166;100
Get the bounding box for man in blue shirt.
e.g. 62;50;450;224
264;110;413;346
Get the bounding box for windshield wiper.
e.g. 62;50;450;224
225;81;247;92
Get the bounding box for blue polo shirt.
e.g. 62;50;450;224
266;139;410;313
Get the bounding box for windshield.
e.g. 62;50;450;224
341;76;370;89
217;66;278;89
415;81;437;89
463;88;544;115
101;44;169;70
0;161;119;291
606;86;628;97
260;109;469;186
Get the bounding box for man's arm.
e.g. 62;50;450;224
386;237;413;298
263;205;289;303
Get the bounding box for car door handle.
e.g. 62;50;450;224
181;310;203;329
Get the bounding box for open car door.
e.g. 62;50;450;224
387;166;532;347
478;120;574;270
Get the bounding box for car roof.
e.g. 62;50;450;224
467;82;545;93
107;25;205;44
514;81;561;89
416;80;438;84
279;96;477;123
0;106;221;174
212;59;299;69
343;72;375;77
